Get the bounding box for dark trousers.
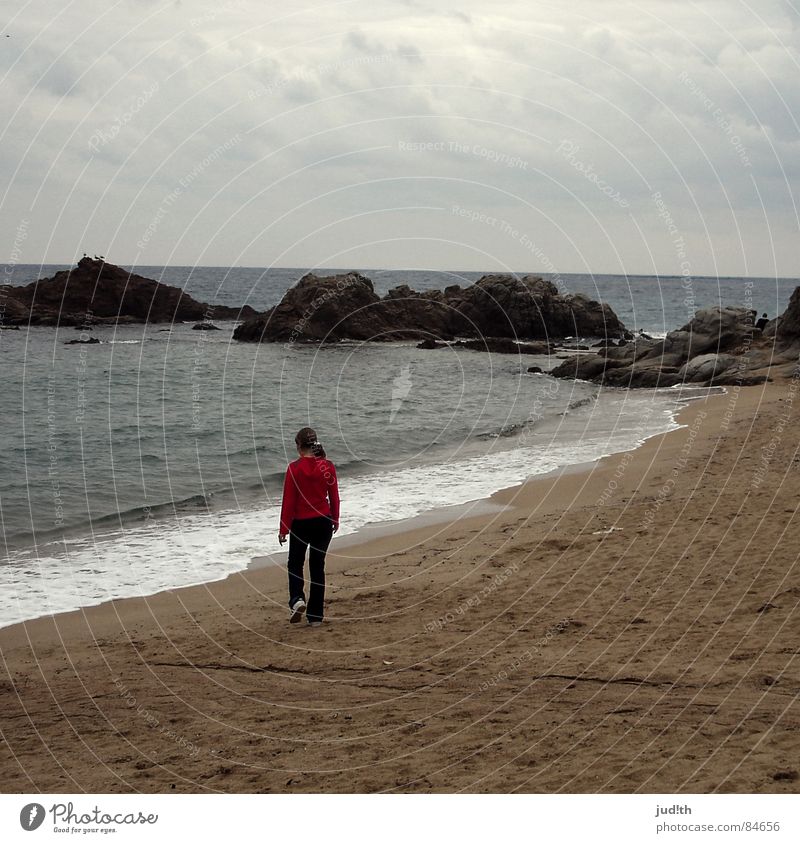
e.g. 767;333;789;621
287;516;334;622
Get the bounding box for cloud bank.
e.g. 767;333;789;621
1;0;798;276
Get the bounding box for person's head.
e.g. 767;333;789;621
763;313;768;318
295;426;325;458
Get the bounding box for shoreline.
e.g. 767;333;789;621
2;378;799;792
0;385;715;643
0;385;706;634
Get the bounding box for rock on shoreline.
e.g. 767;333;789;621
0;258;260;327
232;272;627;343
549;298;800;388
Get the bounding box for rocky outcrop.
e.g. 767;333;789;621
0;258;260;327
548;302;800;388
232;272;627;343
678;353;739;383
775;287;800;346
232;272;388;342
636;306;755;365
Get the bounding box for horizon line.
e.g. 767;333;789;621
5;261;799;282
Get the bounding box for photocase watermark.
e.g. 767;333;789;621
720;280;757;432
46;371;64;529
451;203;571;297
20;801;158;829
398;139;529;170
74;308;94;428
750;355;800;490
4;216;29;275
87;82;159;151
390;364;412;423
477;617;572;692
283;273;362;345
652;191;694;324
556;140;629;208
190;308;215;434
190;0;247;27
518;376;561;445
596;403;657;506
423;560;520;633
114;677;202;758
678;71;752;168
1;217;29;328
247;54;393;99
137;133;242;249
639;408;707;530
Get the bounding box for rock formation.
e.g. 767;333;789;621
775;286;800;346
0;258;260;327
232;272;626;343
550;300;800;388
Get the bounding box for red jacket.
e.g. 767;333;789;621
279;456;340;535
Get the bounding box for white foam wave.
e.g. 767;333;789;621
0;390;684;629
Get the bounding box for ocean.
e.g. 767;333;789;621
0;265;796;628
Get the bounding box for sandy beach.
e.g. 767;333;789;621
2;378;799;793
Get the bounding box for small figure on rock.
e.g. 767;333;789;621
756;313;769;331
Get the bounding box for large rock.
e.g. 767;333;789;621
233;272;627;343
548;354;627;381
602;363;683;388
678;353;739;383
380;285;456;340
446;275;624;340
641;306;754;365
604;339;657;363
0;258;259;327
775;287;800;345
549;305;771;389
232;272;392;342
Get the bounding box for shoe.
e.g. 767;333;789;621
289;599;306;624
308;621;322;628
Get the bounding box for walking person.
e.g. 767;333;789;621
278;427;340;626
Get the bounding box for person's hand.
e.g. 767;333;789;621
278;533;287;545
332;522;339;534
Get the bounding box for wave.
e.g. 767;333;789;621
224;443;277;459
474;388;599;439
558;394;598;415
475;421;530;440
2;489;223;552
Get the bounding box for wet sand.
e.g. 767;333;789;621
1;379;799;793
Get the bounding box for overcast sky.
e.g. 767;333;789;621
1;0;799;276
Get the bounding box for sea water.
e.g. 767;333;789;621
0;266;794;627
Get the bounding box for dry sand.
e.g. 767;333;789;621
2;379;800;793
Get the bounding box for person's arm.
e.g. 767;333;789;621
327;463;340;532
279;464;296;539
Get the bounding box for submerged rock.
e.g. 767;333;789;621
64;336;101;345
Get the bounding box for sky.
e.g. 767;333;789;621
1;0;799;276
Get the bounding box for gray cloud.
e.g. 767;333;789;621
1;0;798;276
